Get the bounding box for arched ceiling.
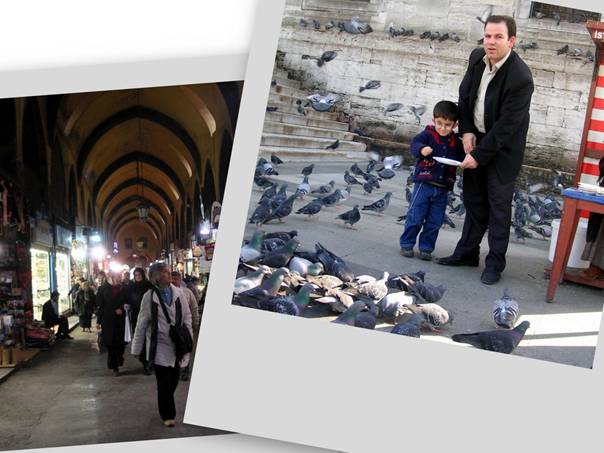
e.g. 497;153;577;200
51;82;240;251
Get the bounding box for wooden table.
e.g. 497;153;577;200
546;188;604;302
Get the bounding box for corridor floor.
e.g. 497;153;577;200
0;326;225;450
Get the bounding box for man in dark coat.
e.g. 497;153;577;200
96;271;127;375
437;15;534;285
42;291;73;339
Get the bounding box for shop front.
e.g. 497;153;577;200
55;226;73;313
30;220;53;321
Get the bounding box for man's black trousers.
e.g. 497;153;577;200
453;162;515;272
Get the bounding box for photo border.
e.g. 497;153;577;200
186;0;604;452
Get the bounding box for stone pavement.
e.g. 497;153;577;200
243;160;604;369
0;325;226;451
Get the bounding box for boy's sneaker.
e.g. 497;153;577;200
400;248;414;258
419;251;432;261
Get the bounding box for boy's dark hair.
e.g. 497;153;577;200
433;100;458;122
484;15;516;38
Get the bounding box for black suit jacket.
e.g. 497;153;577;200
458;47;534;184
41;300;60;328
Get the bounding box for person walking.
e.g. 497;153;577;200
126;267;153;374
171;271;200;381
436;15;534;285
131;262;193;427
96;271;127;376
74;281;96;332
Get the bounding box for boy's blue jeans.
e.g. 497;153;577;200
399;182;448;253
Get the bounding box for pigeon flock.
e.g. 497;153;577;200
234;226;531;354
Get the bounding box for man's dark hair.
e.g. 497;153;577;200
171;271;182;278
484;15;516;38
433;100;458;122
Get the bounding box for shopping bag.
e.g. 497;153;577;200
124;309;132;343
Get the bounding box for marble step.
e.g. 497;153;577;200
261;132;366;152
259;145;358;162
265;111;349;131
263;120;355;140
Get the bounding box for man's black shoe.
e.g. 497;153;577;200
480;268;501;285
435;255;479;267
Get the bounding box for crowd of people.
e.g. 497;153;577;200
42;263;206;428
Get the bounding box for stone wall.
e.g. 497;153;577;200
276;0;600;173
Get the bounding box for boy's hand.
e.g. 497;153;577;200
462;133;476;154
420;146;433;156
460;154;478;169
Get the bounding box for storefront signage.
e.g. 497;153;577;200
56;226;73;249
30;220;52;247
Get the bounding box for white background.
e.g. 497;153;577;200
1;0;603;452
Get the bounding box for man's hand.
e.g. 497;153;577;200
459;154;478;169
462;133;476;154
96;324;101;331
420;146;433;157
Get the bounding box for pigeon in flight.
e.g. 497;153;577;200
384;102;404;114
307;93;339;112
359;80;381;92
301;163;315;176
342;16;373;34
476;6;493;24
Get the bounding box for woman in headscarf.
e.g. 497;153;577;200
96;271;127;376
74;280;96;332
126;267;153;374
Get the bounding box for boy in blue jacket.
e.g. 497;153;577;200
400;100;465;260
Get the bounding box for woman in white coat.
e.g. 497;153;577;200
131;262;193;427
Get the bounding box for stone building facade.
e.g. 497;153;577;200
275;0;601;173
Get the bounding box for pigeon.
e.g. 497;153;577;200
336;205;361;229
332;301;377;329
258;283;316;316
344;171;362;186
295;176;311;199
390;313;423;337
476;6;493;24
409;105;427;123
288;256;324;277
264;230;297;242
312;180;335;194
452;321;530;354
362;192;392;216
534;11;545;19
317;50;338;67
553;13;561;26
355;271;389;302
261;237;286;253
307;93;338;112
256;239;299;268
266;106;278;112
258;183;278;204
315;242;355;282
384;102;404;114
359;80;381;92
342;16;373;34
438;32;449;42
301;163;315;176
264;194;297;224
297;104;306;115
420;31;431;39
321;189;344;207
270;79;277;87
240;230;264;263
378;292;415;321
326;139;340;150
450;32;461;42
556;44;569;55
325;20;335;30
429;31;440;41
299;18;308;27
493;288;520;329
409;303;453;332
269;184;288;209
442;214;456;229
350;162;367;177
296;198;323;218
249;198;272;226
315;287;354;313
233;265;272;294
235;267;290;308
313;19;321;31
254;175;273;189
568;48;582;57
363;181;375;195
270;153;284;165
353;127;367;137
586;49;594;62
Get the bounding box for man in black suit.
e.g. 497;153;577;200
436;15;534;285
42;291;73;339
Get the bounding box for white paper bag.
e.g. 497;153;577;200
124;309;132;343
